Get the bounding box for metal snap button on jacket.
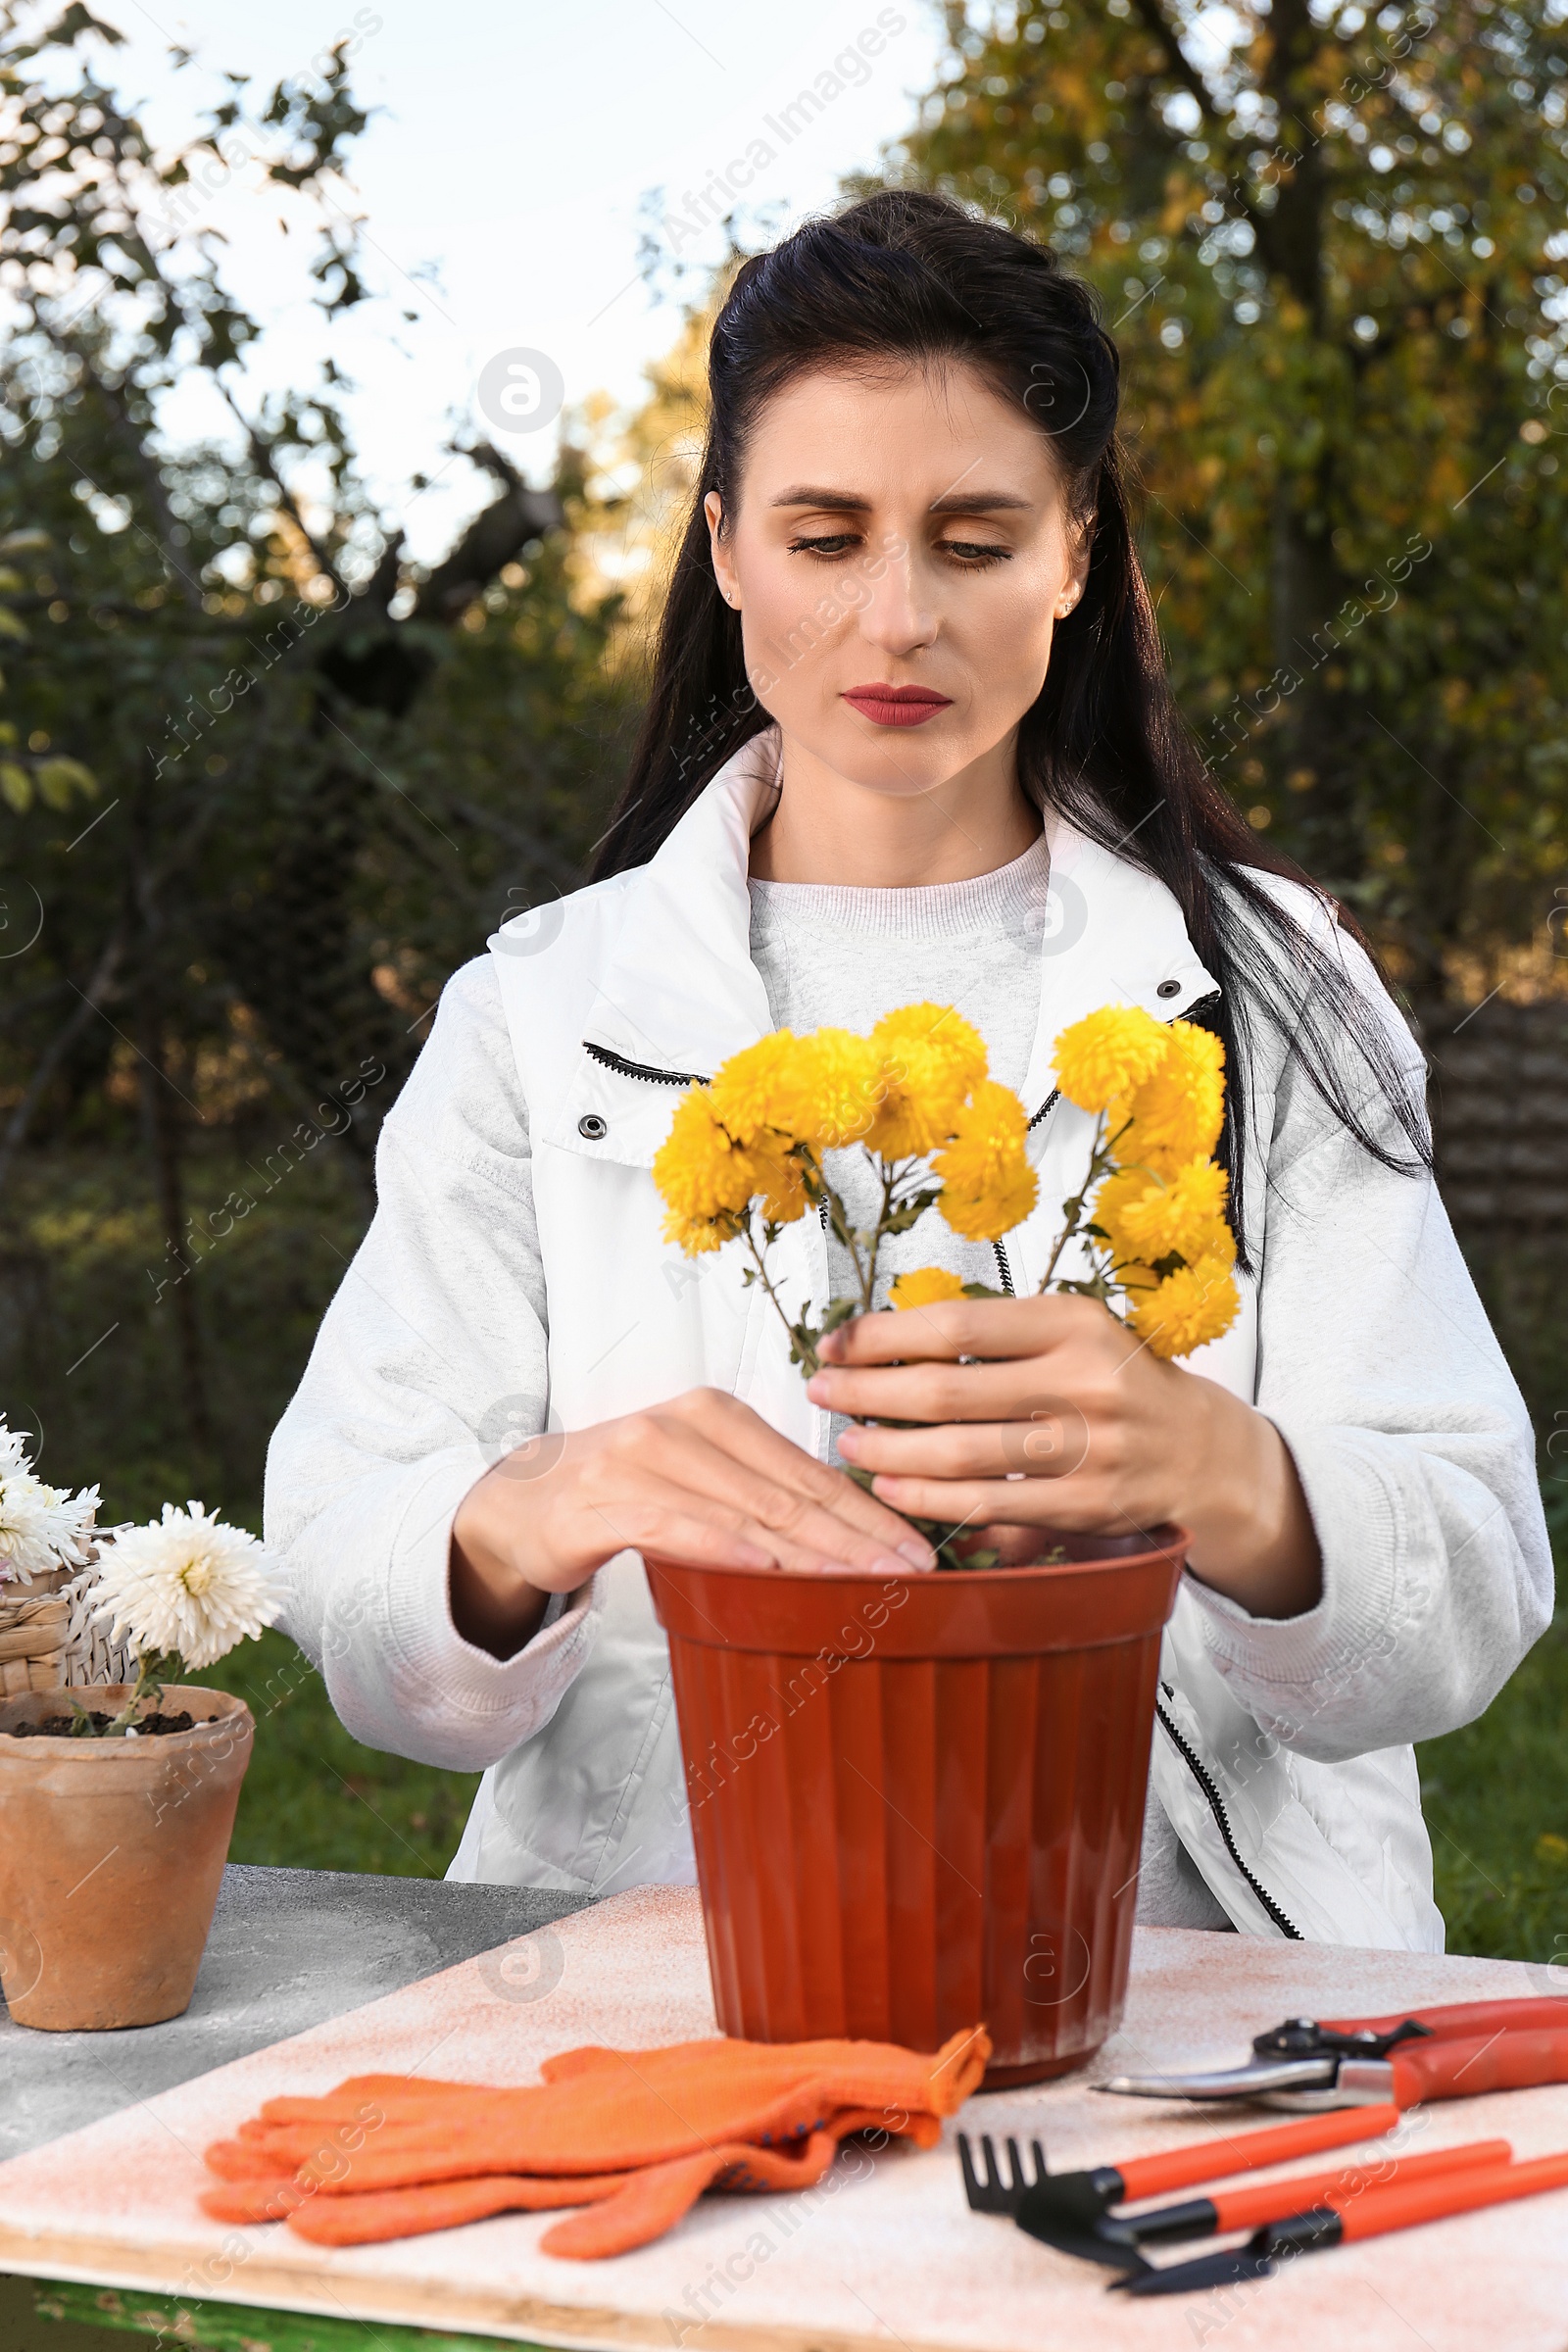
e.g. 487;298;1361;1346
1156;979;1182;1000
577;1113;608;1140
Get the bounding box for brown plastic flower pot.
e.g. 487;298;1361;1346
0;1684;253;2031
647;1532;1186;2086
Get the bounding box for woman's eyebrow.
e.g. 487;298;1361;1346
928;489;1033;514
767;485;1033;514
769;486;870;510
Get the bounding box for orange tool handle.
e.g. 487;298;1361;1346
1338;2146;1568;2242
1115;2102;1399;2201
1324;1997;1568;2043
1206;2137;1511;2233
1390;2028;1568;2107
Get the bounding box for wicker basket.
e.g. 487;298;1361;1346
0;1565;73;1695
0;1555;135;1694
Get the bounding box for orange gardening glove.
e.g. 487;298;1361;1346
203;2026;990;2197
205;2120;889;2259
204;2128;846;2256
199;2027;991;2257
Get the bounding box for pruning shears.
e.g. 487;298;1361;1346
1100;1995;1568;2111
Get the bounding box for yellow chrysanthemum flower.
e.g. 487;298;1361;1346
653;1080;811;1254
750;1132;808;1225
890;1266;967;1310
653;1089;757;1221
1094;1157;1231;1267
706;1027;886;1153
1053;1004;1172;1114
1199;1210;1238;1274
1124;1250;1240;1360
706;1031;814;1147
661;1207;738;1255
1115;1020;1226;1168
799;1028;887;1151
867;1003;989;1157
935;1079;1039;1243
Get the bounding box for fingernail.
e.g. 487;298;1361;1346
872;1554;912;1577
897;1539;937;1570
806;1374;830;1403
837;1427;861;1457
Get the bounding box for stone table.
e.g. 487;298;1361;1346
1;1862;594;2165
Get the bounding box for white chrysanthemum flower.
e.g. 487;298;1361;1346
0;1421;99;1585
89;1501;284;1671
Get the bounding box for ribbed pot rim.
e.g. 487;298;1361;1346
657;1523;1189;1590
649;1530;1188;1660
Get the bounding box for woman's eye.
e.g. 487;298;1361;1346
788;534;861;560
939;539;1012;566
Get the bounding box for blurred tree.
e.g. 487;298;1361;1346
0;8;631;1462
888;0;1568;998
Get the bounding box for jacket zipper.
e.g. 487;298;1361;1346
992;1088;1061;1292
1155;1686;1301;1939
584;1041;709;1088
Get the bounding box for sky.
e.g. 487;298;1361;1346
68;0;952;563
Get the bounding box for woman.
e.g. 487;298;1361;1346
270;191;1548;1948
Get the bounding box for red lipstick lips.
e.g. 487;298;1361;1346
842;682;954;729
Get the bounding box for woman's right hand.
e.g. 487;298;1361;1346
448;1386;937;1658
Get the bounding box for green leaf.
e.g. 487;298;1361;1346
34;755;96;808
880;1187;940;1236
0;760;32;811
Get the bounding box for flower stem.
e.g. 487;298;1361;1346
1036;1111;1131;1294
740;1220;822;1378
101;1646;183;1737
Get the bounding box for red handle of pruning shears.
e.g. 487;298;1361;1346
1389;2028;1568;2108
1114;2102;1400;2201
1324;1997;1568;2043
1337;2145;1568;2242
1205;2137;1511;2234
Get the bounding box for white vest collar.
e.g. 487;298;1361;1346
583;730;1219;1099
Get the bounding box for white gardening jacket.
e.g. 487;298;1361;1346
269;734;1550;1950
422;738;1543;1949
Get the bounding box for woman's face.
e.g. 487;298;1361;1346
706;359;1090;800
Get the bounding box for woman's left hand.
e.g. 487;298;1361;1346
808;1295;1322;1620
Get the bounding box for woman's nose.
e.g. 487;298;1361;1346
858;549;938;660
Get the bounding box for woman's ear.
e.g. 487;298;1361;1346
1054;513;1094;621
705;490;741;611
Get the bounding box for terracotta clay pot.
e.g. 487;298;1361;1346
648;1531;1185;2087
0;1684;253;2031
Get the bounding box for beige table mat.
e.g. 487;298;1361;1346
3;1886;1568;2352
